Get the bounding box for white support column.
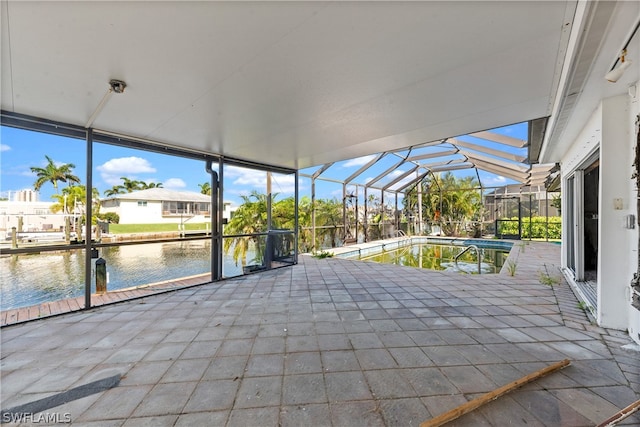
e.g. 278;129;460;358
598;94;633;330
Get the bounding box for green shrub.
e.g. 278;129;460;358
497;216;561;239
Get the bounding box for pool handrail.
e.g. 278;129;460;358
454;244;482;274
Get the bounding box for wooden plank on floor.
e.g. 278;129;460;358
596;399;640;427
420;359;571;427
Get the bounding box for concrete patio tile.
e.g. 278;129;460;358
388;347;433;368
543;326;596;341
286;335;320;352
377;331;416;347
180;340;222;359
440;365;498;394
550;387;622;424
160;358;209;383
406;330;447;346
121;415;178;427
450;344;504;365
482;343;540;363
421;346;469;366
329;401;386;427
546;340;606;360
463;328;508;344
325;371;373;401
475;362;527;387
202;355;248;380
174;410;229;427
142;342;188;361
364;370;416;399
182;379;240;412
245;354;285;377
348;332;385;349
282;373;327;405
355;349;398;370
77;385;152;421
284;351;323;374
20;365;94;394
131;381;197;417
119;361;173;386
103;346;152;364
317;333;352;351
378;397;431;426
510;389;594;426
321;350;362;373
217;338;254;356
343;320;375;333
421;393;472;418
227;407;280;427
280;403;332;427
234;376;282;408
475;395;546;427
401;367;460;396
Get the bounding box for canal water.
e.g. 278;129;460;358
0;240;247;311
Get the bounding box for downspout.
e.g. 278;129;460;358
205;160;220;281
84;128;94;309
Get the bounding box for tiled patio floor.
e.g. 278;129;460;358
1;242;638;426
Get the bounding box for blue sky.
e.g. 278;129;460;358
0;126;298;207
1;122;527;206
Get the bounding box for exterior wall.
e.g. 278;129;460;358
0;201;66;232
560;88;640;341
627;85;640;343
102;200;211;225
599;94;633;330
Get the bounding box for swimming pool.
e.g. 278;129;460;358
335;238;513;274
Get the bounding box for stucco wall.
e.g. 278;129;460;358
560;88;640;338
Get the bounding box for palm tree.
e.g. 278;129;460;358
104;185;126;197
51;185;100;216
223;191;268;267
120;177;144;192
140;181;163;189
314;198;343;247
30;155;81;194
198;182;211;195
403;172;481;236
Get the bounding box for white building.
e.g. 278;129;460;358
101;188;234;225
0;200;66;232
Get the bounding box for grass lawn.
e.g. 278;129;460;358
109;223;210;234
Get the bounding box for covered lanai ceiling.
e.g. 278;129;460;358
1;1;637;178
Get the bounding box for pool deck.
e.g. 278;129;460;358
1;241;639;426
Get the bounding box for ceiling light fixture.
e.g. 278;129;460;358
605;49;632;83
86;79;127;128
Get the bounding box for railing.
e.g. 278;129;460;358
454;244;482;274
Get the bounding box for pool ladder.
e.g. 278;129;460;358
454;245;482;274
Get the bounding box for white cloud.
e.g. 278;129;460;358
482;175;508;187
270;174;296;194
97;157;156;186
163;178;187;189
1;144;10;152
224;166;297;194
97;157;156;174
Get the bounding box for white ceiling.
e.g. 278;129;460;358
1;1;636;171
